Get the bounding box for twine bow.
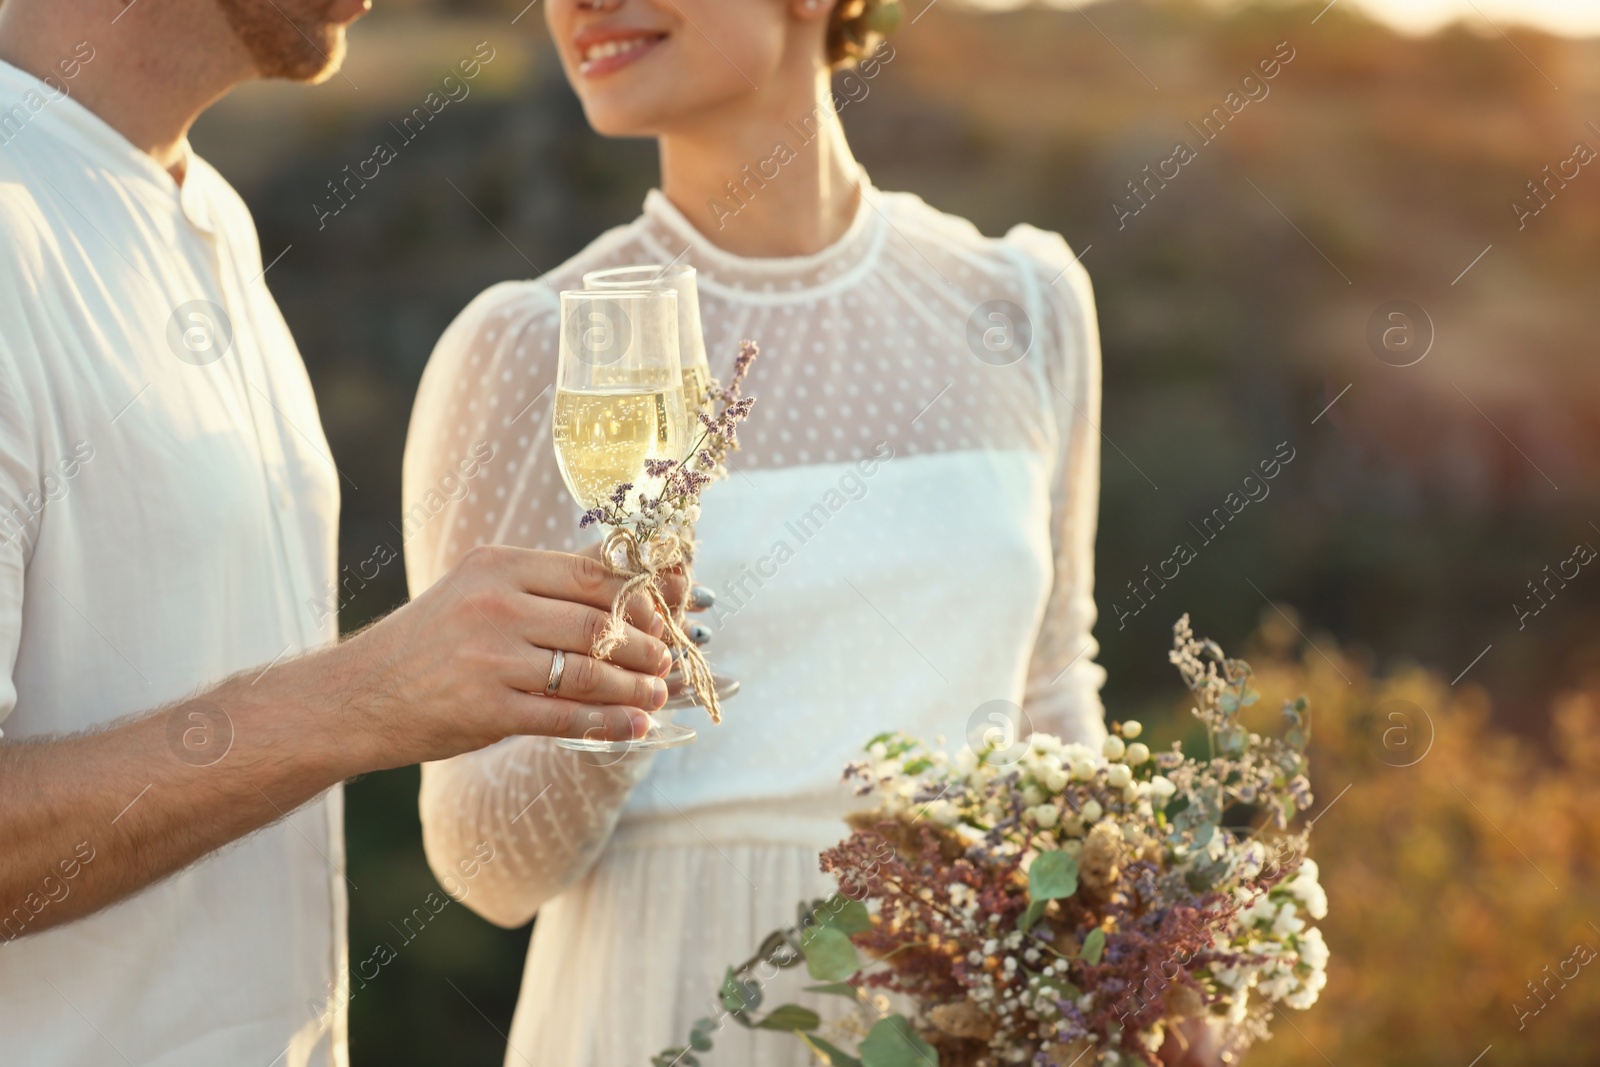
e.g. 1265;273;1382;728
592;527;721;724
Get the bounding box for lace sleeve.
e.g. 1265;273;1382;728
1006;226;1108;746
402;282;658;928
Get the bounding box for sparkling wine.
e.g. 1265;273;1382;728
553;387;687;509
681;363;713;426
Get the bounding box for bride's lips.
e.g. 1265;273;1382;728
572;26;668;79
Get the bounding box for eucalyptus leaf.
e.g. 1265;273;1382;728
802;925;861;981
1081;927;1106;966
720;967;761;1013
1018;898;1049;934
800;1033;865;1067
817;896;873;936
756;1004;822;1032
1027;851;1078;901
859;1015;939;1067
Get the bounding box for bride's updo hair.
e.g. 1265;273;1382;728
826;0;902;68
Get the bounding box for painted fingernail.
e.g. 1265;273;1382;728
689;585;716;609
650;679;668;709
688;623;712;647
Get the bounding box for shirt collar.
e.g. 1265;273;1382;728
0;59;214;234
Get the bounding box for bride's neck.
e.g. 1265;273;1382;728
657;71;862;259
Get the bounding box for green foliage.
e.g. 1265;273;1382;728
721;967;762;1013
858;1016;939;1067
1027;850;1079;901
802;926;862;982
800;1033;864;1067
756;1005;823;1032
1081;927;1107;967
1019;850;1079;932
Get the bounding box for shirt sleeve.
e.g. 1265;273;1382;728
0;342;38;732
402;281;659;928
1006;224;1108;747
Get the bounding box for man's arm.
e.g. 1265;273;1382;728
0;545;679;939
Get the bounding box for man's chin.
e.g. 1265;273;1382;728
260;27;348;84
217;0;365;85
297;32;349;85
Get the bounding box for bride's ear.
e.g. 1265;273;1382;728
790;0;834;23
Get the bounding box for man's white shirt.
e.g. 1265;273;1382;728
0;60;347;1065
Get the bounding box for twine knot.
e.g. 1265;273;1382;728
593;527;721;723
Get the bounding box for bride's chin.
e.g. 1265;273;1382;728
578;98;677;139
582;109;659;139
576;83;753;140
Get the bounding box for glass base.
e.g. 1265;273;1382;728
662;671;741;710
554;715;696;753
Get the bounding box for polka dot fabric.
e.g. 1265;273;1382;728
403;179;1106;1066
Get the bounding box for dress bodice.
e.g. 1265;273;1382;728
404;176;1107;931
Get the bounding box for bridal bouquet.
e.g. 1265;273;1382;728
657;616;1327;1066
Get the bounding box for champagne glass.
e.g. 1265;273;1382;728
584;265;714;425
582;265;741;711
551;289;697;752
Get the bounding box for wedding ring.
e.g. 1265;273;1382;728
544;648;566;698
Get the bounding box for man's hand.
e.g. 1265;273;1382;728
0;546;692;940
324;545;679;767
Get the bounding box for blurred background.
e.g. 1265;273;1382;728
179;0;1600;1062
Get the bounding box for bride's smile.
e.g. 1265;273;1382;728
571;24;668;79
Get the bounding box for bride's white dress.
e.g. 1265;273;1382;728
401;178;1107;1065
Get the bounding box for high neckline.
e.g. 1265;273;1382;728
635;176;887;303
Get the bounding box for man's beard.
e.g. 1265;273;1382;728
212;0;349;82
